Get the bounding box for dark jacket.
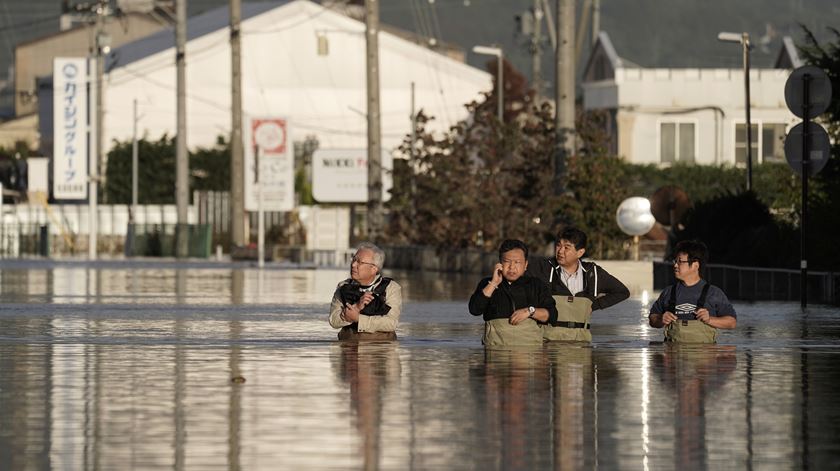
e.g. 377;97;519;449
468;275;558;323
526;257;629;311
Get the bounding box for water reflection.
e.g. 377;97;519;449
653;345;737;470
332;342;400;470
1;262;840;469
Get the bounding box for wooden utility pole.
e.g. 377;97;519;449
554;0;575;192
365;0;383;241
90;0;107;259
175;0;189;258
531;0;543;100
229;0;246;249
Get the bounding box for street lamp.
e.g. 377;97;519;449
718;31;753;192
472;45;504;122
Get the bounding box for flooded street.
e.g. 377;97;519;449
1;260;839;470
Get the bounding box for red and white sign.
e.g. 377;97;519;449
244;117;294;211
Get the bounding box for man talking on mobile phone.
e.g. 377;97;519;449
468;239;557;346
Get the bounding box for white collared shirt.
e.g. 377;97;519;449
560;261;585;295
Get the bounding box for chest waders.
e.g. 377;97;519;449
543;295;593;342
664;282;717;344
482;283;543;347
543;264;598;342
484;318;543;346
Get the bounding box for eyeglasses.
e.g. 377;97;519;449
351;257;377;268
672;259;692;265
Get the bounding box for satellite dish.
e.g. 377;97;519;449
616;197;656;236
650;185;692;227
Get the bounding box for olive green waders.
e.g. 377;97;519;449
662;281;718;344
483;318;543;347
665;320;718;343
338;324;397;341
542;295;593;342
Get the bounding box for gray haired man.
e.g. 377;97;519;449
329;242;403;340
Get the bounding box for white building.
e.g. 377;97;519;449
98;0;491;152
581;32;802;166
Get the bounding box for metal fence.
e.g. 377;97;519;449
0;223;49;257
653;261;838;305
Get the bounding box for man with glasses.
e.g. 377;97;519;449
469;239;558;346
649;240;736;343
527;227;629;342
329;242;402;340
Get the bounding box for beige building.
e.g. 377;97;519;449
14;12;170;118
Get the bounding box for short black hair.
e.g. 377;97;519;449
674;239;708;270
499;239;529;260
556;227;587;251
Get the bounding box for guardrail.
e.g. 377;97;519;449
653;261;838;305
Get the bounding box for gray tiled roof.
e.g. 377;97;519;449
105;1;287;71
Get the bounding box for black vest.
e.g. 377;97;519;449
338;277;393;316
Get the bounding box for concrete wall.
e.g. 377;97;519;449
1;203;195;236
383;245;654;297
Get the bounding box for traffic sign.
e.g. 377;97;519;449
784;122;831;177
784;65;832;119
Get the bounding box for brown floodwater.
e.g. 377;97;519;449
1;260;839;470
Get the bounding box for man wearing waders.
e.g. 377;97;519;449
648;240;736;343
469;239;558;346
329;242;403;341
527;227;629;342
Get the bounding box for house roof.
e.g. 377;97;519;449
774;36;804;69
105;1;284;71
583;31;804;82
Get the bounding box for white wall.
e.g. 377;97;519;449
103;0;490;153
584;67;798;165
2;204;194;236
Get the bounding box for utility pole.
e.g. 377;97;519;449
175;0;189;258
132;99;139;222
365;0;383;241
127;98;138;256
592;0;600;45
230;0;246;250
90;0;109;259
743;32;753;192
554;0;575;193
409;81;417;239
531;0;543;100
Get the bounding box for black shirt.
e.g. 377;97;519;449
468;275;558;323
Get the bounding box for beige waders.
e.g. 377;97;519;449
338;324;397;341
664;320;718;343
483;318;543;347
662;282;718;343
542;295;593;342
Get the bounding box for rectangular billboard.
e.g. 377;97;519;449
52;57;88;200
244;117;294;212
312;148;393;203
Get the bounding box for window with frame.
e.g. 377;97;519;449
736;123;787;164
735;123;759;165
762;123;787;162
660;122;696;163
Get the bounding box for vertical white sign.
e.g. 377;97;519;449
244;117;294;211
53;57;89;200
